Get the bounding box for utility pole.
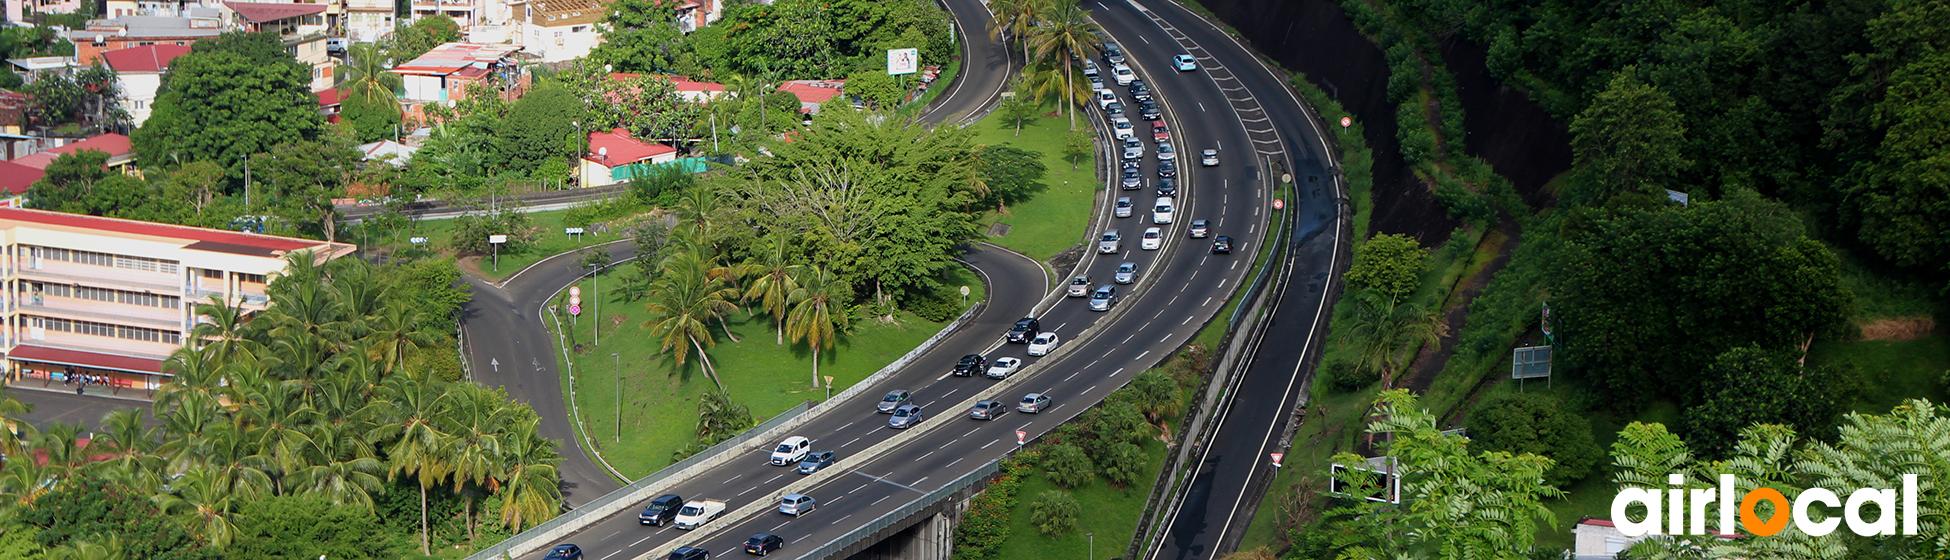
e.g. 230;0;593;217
612;352;621;442
588;262;602;345
241;154;252;213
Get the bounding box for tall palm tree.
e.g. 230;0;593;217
987;0;1047;67
0;386;36;460
440;384;508;541
364;300;438;373
785;266;849;390
672;185;727;251
365;374;453;555
35;423;90;483
93;409;159;482
152;465;251;548
343;42;402;115
291;421;384;510
642;257;737;391
1027;3;1105;131
155;346;232;415
1338;289;1447;390
0;455;55;508
742;236;802;345
237;377;317;495
190;296;260;363
495;417;561;532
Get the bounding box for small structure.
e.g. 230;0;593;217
356;140;417;167
517;0;603;62
0;160;45;207
580;127;676;187
777;79;847;114
1572;518;1640;559
1512;345;1552;389
4;57;79;84
342;0;398;42
391;42;527;104
11;133;136;172
611;73;727;103
66;10;226;64
99;44;192;127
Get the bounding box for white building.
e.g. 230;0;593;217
99;45;192;127
515;0;601;62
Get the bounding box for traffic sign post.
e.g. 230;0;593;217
959;285;970;307
1015;430;1027;448
1273;199;1285;210
489;234;508;271
566;227;585;242
1340;116;1352;130
1270;452;1284;468
824;376;834;401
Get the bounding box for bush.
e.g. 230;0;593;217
1323;360;1378;394
1343;233;1429;303
1096;440;1147;487
1092;400;1148;450
450;211;535;256
953;454;1037;560
1041;443;1094;489
1463;393;1601;487
1029;490;1080;537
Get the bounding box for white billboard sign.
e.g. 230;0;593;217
888;48;919;75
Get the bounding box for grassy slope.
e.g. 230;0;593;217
997;437;1169;560
973;103;1101;262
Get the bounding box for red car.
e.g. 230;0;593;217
1153;122;1170;143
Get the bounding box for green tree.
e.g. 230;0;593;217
985;0;1045;67
1680;347;1860;459
642;256;736;390
0;387;35;461
1337;289;1445;390
1025;3;1102;131
18;476;216;560
995;89;1039;136
1343;234;1428;303
339;42;403;143
742;236;802;345
227;496;403;559
365;375;452;555
257;137;360;241
1845;48;1950;276
1029;490;1079;537
387;16;460;63
496;83;580;175
495;417;563;532
1096;441;1147;487
591;0;685;73
786;266;850;389
1124;369;1180;435
1463;393;1602;487
1567;70;1688;205
1040;443;1093;489
150;466;254;548
844;67;901;109
134;34;322;184
1062;128;1091;170
976;145;1047;211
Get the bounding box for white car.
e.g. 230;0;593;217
1122;137;1144;160
1097;89;1117;110
1083;59;1100;77
1113;66;1135;86
1201;149;1219;166
1027;332;1060;357
1157;142;1176;160
1153;198;1175;224
1141;227;1163;250
986;357;1022;379
770;436;811;466
1112;118;1134;139
1098;230;1122;253
1115;197;1133;218
1067;275;1093;297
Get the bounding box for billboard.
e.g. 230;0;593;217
888;48;919;75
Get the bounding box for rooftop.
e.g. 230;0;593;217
611;72;727;94
0;207;350;256
0;161;45;196
778;79;847;104
224;1;328;23
100;44;192;73
585;127;675;166
391;42;524;76
11;134;134;171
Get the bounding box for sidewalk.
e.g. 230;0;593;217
4;379;150;431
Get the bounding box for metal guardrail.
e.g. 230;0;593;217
793;455;1006;560
465;401;814;560
1229;162;1292;329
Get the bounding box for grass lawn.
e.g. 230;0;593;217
996;437;1169;560
1809;335;1949;412
972;102;1101;262
350;207;630;282
549;266;979;480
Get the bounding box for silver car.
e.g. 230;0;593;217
1097;230;1122;253
1115;197;1134;218
1088;285;1118;311
1114;261;1138;284
1067;275;1093;297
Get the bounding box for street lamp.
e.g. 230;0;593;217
586;262;602;345
1086;533;1094;560
612;352;621;442
572;120;582;188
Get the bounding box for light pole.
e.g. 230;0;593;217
572;120;582;188
240;154;251;213
1086;533;1094;560
612;352;621;442
587;262;602;345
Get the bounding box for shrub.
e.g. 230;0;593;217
1343;233;1428;303
952;454;1037;560
1029;490;1080;537
1092;400;1148;449
1323;360;1378;394
1096;440;1147;487
1463;393;1601;486
1041;443;1094;489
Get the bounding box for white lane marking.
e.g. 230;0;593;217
1203;296;1213;306
1086;385;1099;393
1113;367;1126;376
872;495;889;506
1122;334;1135;344
767;473;785;484
724;474;743;484
843;437;862;447
941;439;958;449
1231;260;1238;270
1065;371;1080;381
1085;359;1101;369
938;372;953;381
1188;270;1198;281
1055;322;1068;332
830;514;853;525
853;483;871;493
1140;35;1149;44
1250;223;1256;233
839;420;856;430
915;477;930;485
1199;102;1206;112
739;485;758;496
632;534;658;546
964;427;981;438
982;439;998;449
603;549;623;560
919;451;935;461
1136;350;1149;361
1168;296;1177;305
948;457;964;468
1182;315;1193;325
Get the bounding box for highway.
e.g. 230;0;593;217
505;0;1295;556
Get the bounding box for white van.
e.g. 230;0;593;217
1153;197;1174;224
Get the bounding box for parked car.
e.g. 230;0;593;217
327;38;348;56
969;400;1009;420
1141;227;1163;250
1018;393;1051;414
1153;122;1170;143
1201;149;1219;166
1089;285;1119;311
1115;197;1134;218
1027;332;1060;356
1212;235;1234;254
1068;276;1093;297
745;534;785;556
1153;198;1175;224
779;494;817;516
1098;230;1122;253
1174;54;1198;71
1122;168;1142;190
639;494;685;526
769;436;810;466
545;544;585;560
952;353;987;376
797;451;836;474
1114;262;1139;284
877;390;912;413
670;546;710;560
888;405;925;429
1008;317;1041;343
986;357;1023;379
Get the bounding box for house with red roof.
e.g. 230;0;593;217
0;207;355;399
99;45;192;126
391;43;527;104
11;133;136;173
777;79;847;114
223;2;337;91
610;73;727;103
580;127;677;187
0;160;45;207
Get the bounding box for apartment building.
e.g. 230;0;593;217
224;2;337;91
343;0;395;42
515;0;599;62
0;208;354;398
66;8;226;64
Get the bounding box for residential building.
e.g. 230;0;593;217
777;79;846;114
611;72;726;103
0;207;355;397
66;9;226;64
10;133;136;172
7;0;83;19
342;0;395;42
391;42;526;104
671;0;720;33
0;161;43;207
102;0;200;18
356;139;416;166
409;0;480;27
222;2;336;92
516;0;600;62
99;44;191;127
5;57;77;83
580;127;675;187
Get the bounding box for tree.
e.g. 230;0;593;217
1062;128;1091;170
1680;347;1859;459
227;496;403;559
844;68;901;109
1568;70;1688;205
1124;369;1180;436
365;375;452;555
1337;289;1445;390
985;0;1044;67
976;145;1047;211
387;16;460;63
1096;441;1147;487
1463;393;1602;487
642;256;736;390
496;83;580;175
786;266;849;389
257;137;359;241
1029;490;1079;537
996;89;1039;136
339;43;403;143
134;33;321;184
1552;190;1851;408
1025;3;1102;131
17;476;215;560
1040;443;1093;489
742;236;802;345
591;0;686;73
495;417;562;532
150;466;254;548
0;387;35;461
1343;234;1428;303
1846;48;1950;276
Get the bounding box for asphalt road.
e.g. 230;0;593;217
917;0;1015;126
512;6;1282;557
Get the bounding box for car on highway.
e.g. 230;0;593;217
779;494;817;516
1121;168;1142;190
1158;161;1177;178
1157;178;1178;197
1139;100;1161;120
986;357;1022;379
1018;393;1051;414
1122;137;1144;160
1027;332;1060;356
952;353;987;376
1201;149;1219;166
1083;59;1100;77
769;436;810;466
1113;118;1135;139
1154;198;1175;224
1097;89;1117;109
1114;261;1139;284
670;546;710;560
1212;235;1234;254
745;534;785;556
1113;65;1135;86
545;544;584;560
675;500;727;530
877;390;912;413
639;494;685;526
1115;197;1134;218
1067;275;1093;297
1008;317;1040;343
1098;230;1122;253
1158;142;1176;160
1189;219;1210;238
1089;74;1104;89
1123;158;1142;170
1104;43;1125;65
888;405;925;429
1174;54;1198;71
1153;122;1170;143
1141;227;1163;250
1089;285;1119;311
797;451;835;474
1106;105;1126;121
969;400;1009;420
1131;81;1152;101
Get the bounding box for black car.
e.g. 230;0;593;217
797;451;836;474
1158;161;1177;178
1157;179;1178;197
639;493;685;526
1140;103;1161;121
1131;82;1152;101
1121;168;1143;190
951;354;987;377
1008;317;1040;343
1212;236;1234;254
545;545;585;560
670;546;710;560
745;534;784;556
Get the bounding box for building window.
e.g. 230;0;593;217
35;316;181;344
201;269;222;279
572;24;587;33
238;273;266;284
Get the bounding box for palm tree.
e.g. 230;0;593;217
495;417;561;532
93;409;159;481
1022;65;1093;131
440;384;508;541
34;423;90;483
642;257;737;391
785;266;849;390
343;42;402;116
155;346;232;415
0;386;36;460
693;389;754;446
0;450;56;508
291;421;384;510
237;377;317;495
152;465;251;548
364;300;438;373
1338;289;1447;390
1027;3;1105;131
365;374;453;555
987;0;1047;67
189;296;261;363
742;236;803;345
44;534;125;560
672;185;727;251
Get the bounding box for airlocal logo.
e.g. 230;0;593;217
1612;474;1919;537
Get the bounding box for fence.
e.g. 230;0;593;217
464;401;814;560
792;455;1005;560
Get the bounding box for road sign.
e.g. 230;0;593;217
959;286;970;296
888;48;919;75
1270;452;1284;467
1273;199;1285;210
409;237;429;244
565;227;585;235
570;304;581;315
1016;430;1027;445
823;376;833;387
570;286;581;297
489;234;508;244
1340;117;1352;128
570;295;581;307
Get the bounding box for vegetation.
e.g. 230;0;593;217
1462;393;1602;487
1342;233;1428;304
133;32;324;186
1029;490;1080;537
